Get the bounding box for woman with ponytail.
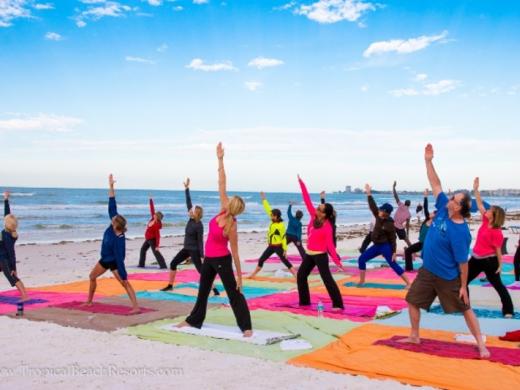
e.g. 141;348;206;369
1;191;29;300
297;176;345;310
178;143;252;336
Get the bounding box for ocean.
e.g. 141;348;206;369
3;187;520;244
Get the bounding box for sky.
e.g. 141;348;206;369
0;0;519;192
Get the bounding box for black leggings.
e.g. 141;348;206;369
297;252;343;309
257;246;293;269
404;241;423;271
139;239;167;268
186;255;252;332
170;248;202;272
359;233;372;253
0;257;19;287
515;245;520;282
286;234;306;259
467;256;514;316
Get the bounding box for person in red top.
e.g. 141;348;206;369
138;198;167;269
466;177;513;317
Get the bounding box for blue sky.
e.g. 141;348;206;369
0;0;519;192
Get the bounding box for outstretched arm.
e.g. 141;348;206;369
108;174;118;219
260;192;272;218
423;189;430;220
365;184;379;218
298;175;316;218
424;144;442;197
392;181;400;204
149;198;155;218
287;204;294;221
184;178;192;211
3;191;10;216
320;191;326;205
217;143;229;210
473;177;486;215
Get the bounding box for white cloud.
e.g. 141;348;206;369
75;1;134;27
76;19;87;27
360;85;369;92
193;0;208;4
296;0;376;24
125;56;156;65
186;58;237;72
173;5;183;11
0;0;32;27
414;73;428;82
390;79;460;97
44;31;62;41
274;1;296;11
147;0;162;5
0;113;83;132
363;30;449;58
156;43;168;52
247;57;284;70
34;3;53;9
244;81;262;91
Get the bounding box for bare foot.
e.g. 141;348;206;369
129;307;141;314
397;336;420;344
176;321;190;328
82;301;93;307
478;345;490;359
244;274;254;279
356;281;365;288
20;295;30;302
331;307;343;312
243;330;253;337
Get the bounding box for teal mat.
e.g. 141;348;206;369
430;305;519;319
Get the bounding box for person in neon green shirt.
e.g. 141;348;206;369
247;192;297;279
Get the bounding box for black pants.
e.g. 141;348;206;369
515;245;520;282
404;241;423;271
359;233;372;253
297;252;343;309
186;255;252;332
170;248;202;272
257;245;293;269
467;256;514;316
0;257;19;287
139;239;167;268
286;234;306;259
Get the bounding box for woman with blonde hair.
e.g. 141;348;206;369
1;192;29;300
161;178;219;296
85;174;140;313
467;177;513;317
178;143;252;336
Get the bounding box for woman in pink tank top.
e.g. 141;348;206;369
178;143;252;336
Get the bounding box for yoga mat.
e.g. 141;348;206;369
500;330;520;341
273;302;376;320
0;296;47;305
377;309;520;337
288;323;520;390
128;308;359;362
313;283;407;299
0;290;87;315
343;282;407;290
128;269;201;283
15;297;202;332
375;335;520;366
429;305;520;320
50;300;156;316
162;323;298;345
36;278;167;296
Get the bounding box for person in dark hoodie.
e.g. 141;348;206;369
138;197;166;269
85;174;140;313
161;178;219;296
357;184;411;287
0;191;29;300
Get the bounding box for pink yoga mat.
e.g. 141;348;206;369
50;301;156;316
502;255;513;264
375;336;520;366
0;290;88;315
245;255;356;264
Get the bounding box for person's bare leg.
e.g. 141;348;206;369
243;330;253;337
289;266;298;278
400;273;411;289
14;280;29;301
398;303;421;344
85;263;107;305
113;271;140;313
463;309;490;358
246;266;262;279
357;270;366;286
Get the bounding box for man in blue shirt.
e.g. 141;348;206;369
402;144;489;359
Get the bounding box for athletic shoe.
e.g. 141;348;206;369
212;287;220;296
160;285;173;292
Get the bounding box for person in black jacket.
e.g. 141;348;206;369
1;192;29;300
161;179;219;295
357;184;411;287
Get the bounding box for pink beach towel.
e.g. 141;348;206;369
0;290;88;315
375;336;520;366
50;301;156;316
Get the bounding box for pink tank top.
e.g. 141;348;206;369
204;212;232;257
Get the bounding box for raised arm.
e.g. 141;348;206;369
473;177;486;215
423;189;430;220
184;178;192;211
108;174;118;219
287;204;295;221
424;144;442;197
298;175;315;218
149;198;155;218
320;191;326;205
217;142;229;210
260;192;272;218
392;181;400;204
3;191;10;216
365;184;379;218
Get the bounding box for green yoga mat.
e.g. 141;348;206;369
127;308;359;362
344;282;406;290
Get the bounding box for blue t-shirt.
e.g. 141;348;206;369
421;192;471;280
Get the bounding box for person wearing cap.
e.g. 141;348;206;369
161;178;219;295
357;184;411;287
401;144;489;359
